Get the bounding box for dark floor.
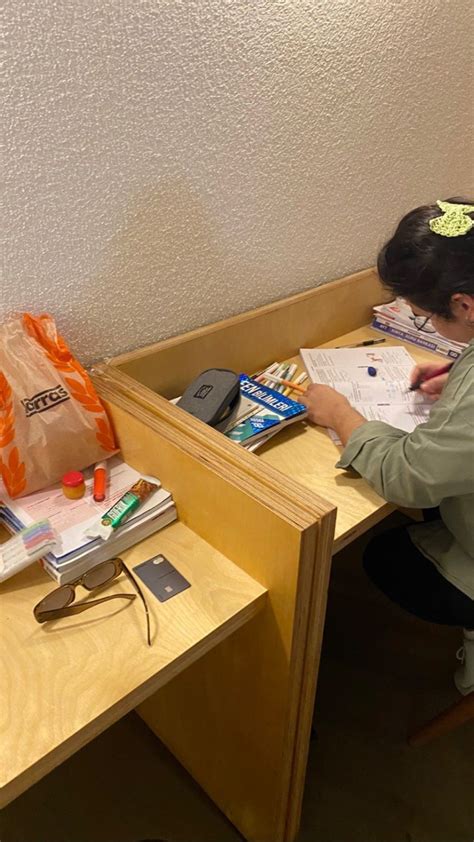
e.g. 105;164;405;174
2;517;473;842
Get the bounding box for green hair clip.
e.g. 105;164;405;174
429;200;474;237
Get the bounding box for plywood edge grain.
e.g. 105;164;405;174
284;512;337;840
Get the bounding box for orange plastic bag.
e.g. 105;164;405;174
0;314;116;497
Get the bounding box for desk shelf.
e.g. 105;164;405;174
0;520;267;807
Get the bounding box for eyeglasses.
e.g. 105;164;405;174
33;557;151;645
409;314;436;334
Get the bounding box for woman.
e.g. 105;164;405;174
301;199;474;694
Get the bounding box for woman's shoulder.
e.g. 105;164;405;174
439;342;474;410
452;341;474;375
446;344;474;411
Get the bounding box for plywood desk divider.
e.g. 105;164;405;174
82;268;386;842
92;377;336;842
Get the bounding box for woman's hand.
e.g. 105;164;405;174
300;384;350;426
300;384;367;445
410;363;449;400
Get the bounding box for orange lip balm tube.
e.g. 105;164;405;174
93;461;107;503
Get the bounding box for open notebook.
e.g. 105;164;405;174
299;345;432;444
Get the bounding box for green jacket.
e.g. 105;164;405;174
337;340;474;600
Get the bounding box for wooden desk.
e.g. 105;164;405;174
97;269;446;842
258;324;439;552
0;520;266;807
2;270;447;842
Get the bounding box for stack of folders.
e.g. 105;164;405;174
0;457;176;584
372;298;467;359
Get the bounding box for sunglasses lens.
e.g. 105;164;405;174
83;560;118;590
36;586;74;613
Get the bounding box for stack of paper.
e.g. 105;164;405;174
371;298;467;359
0;457;176;584
300;345;433;444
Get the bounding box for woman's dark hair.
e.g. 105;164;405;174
377;197;474;318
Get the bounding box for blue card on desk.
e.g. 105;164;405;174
133;554;191;602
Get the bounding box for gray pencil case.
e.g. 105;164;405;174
176;369;240;427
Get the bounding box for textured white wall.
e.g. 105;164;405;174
2;0;473;363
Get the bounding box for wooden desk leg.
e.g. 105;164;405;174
408;692;474;747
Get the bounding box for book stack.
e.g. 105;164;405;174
371;298;467;359
170;366;308;451
219;373;307;450
0;457;176;584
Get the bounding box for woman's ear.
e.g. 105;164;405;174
450;293;474;324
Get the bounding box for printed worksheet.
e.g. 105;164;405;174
331;380;429;407
300;345;433;445
301;346;414;368
328;401;431;445
300;346;415;385
304;364;413;384
358;403;431;428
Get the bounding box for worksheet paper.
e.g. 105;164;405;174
300;346;415;383
299;346;432;444
331;380;427;407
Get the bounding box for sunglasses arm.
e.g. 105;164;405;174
35;593;136;623
121;563;152;646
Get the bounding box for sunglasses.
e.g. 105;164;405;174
33;557;151;645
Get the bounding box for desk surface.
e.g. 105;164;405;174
0;520;266;807
258;325;439;552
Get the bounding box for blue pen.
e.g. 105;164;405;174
367;366;377;377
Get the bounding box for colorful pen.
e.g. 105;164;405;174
281;363;297;394
259;373;307;394
255;362;279;386
409;362;454;392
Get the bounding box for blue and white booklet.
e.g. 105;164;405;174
222;375;307;446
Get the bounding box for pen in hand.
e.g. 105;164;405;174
409;362;454;392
